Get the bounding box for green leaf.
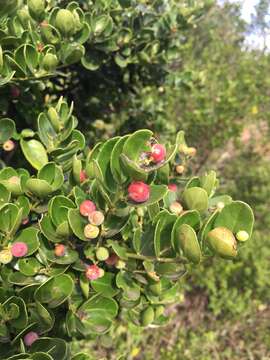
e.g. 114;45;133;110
0;118;16;143
78;294;118;335
29;338;69;360
91;273;119;298
18;257;41;276
182;187;208;213
0;203;22;236
154;210;177;257
171;210;201;251
25;179;53;198
0;183;11;206
96;137;120;192
34;274;74;308
110;135;129;184
175;224;201;264
214;201;254;237
68;208;88;241
21;139;48;170
3;296;28;329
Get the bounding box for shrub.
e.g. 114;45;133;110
0;98;254;359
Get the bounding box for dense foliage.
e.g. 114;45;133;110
0;0;261;359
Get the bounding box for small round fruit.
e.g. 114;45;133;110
206;227;237;259
88;211;105;226
169;201;183;215
176;165;185;174
85;264;104;280
22;218;29;225
168;183;177;192
42;53;58;71
3;139;15;151
79;200;96;217
105;253;119;266
84;224;99;239
236;230;249;242
24;331;39;347
0;249;13;264
54;244;66;257
11;242;28;258
151;143;166;163
141;306;155;327
80;170;87;183
217;201;225;210
55;9;75;36
128;181;150;203
186;147;197;157
96;247;109;261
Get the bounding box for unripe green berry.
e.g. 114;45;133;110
96;247;109;261
236;230;249;242
141;306;155;327
42;53;58;72
55;9;75;36
0;249;13;264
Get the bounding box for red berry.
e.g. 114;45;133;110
168;183;177;192
151;144;166;163
128;181;150;203
79;170;87;183
85;265;104;281
54;244;66;257
11;242;28;257
79;200;96;217
105;253;119;266
24;331;39;347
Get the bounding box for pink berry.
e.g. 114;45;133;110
85;265;104;281
79;200;96;217
24;331;39;346
79;170;87;183
54;244;66;257
151;144;166;163
128;181;150;203
22;218;29;225
168;183;177;192
88;211;104;226
11;242;28;257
